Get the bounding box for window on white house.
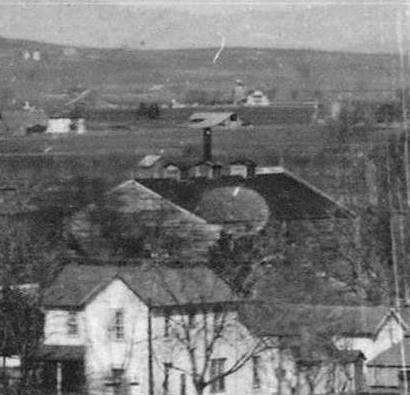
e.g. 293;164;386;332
111;309;125;340
164;312;170;338
111;368;125;395
188;311;196;329
180;373;186;395
67;311;79;336
214;307;223;332
252;356;261;389
210;358;226;393
163;363;172;395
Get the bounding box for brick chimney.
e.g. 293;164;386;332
203;128;212;162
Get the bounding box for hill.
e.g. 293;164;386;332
0;36;404;108
0;3;403;53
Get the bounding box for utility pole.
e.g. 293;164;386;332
148;299;154;395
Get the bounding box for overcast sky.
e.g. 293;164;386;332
0;0;407;52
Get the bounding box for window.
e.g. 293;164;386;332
210;358;226;393
180;373;186;395
111;309;125;340
252;356;261;389
230;164;247;178
67;311;79;336
188;311;196;329
111;368;125;395
213;308;223;332
163;363;172;395
164;312;170;338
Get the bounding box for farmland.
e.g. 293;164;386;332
0;36;404;108
0;36;404;206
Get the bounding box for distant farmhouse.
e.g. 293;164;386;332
245;90;270;107
0;107;86;136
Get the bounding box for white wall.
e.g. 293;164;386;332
84;279;149;395
44;285;377;395
44;309;86;346
367;366;399;388
335;314;405;391
44;279;149;395
150;309;358;395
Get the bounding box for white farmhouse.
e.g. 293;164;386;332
245;91;270;107
45;118;86;134
35;263;384;395
38;263;242;395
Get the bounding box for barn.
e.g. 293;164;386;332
188;112;246;129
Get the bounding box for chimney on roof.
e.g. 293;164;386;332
203;128;212;162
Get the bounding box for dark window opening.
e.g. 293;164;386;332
210;358;226;393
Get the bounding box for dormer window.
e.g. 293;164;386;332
230;164;247;178
67;311;79;336
230;161;256;178
164;165;181;180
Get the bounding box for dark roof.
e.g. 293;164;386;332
239;302;391;337
33;345;85;361
368;339;410;367
230;159;257;167
136;168;353;221
395;307;410;328
43;263;236;309
189;112;235;129
162;158;222;170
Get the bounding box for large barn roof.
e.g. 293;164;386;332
136;167;353;221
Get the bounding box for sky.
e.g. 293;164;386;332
0;0;407;53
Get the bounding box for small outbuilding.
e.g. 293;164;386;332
229;159;257;178
188;112;245;130
245;90;270;107
45;117;86;135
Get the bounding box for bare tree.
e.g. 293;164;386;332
0;217;65;393
149;260;267;395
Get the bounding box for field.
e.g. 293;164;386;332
0;36;403;205
0;119;384;206
0;123;328;157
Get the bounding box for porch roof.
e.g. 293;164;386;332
33;345;85;361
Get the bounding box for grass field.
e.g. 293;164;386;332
0;121;380;203
0;124;328;158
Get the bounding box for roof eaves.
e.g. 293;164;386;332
115;274;150;307
78;278;118;307
280;168;356;218
374;309;409;339
111;179;211;225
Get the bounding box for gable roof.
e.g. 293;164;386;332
368;339;410;367
239;302;391;338
69;180;222;261
138;155;162;168
43;263;236;309
188;112;235;129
